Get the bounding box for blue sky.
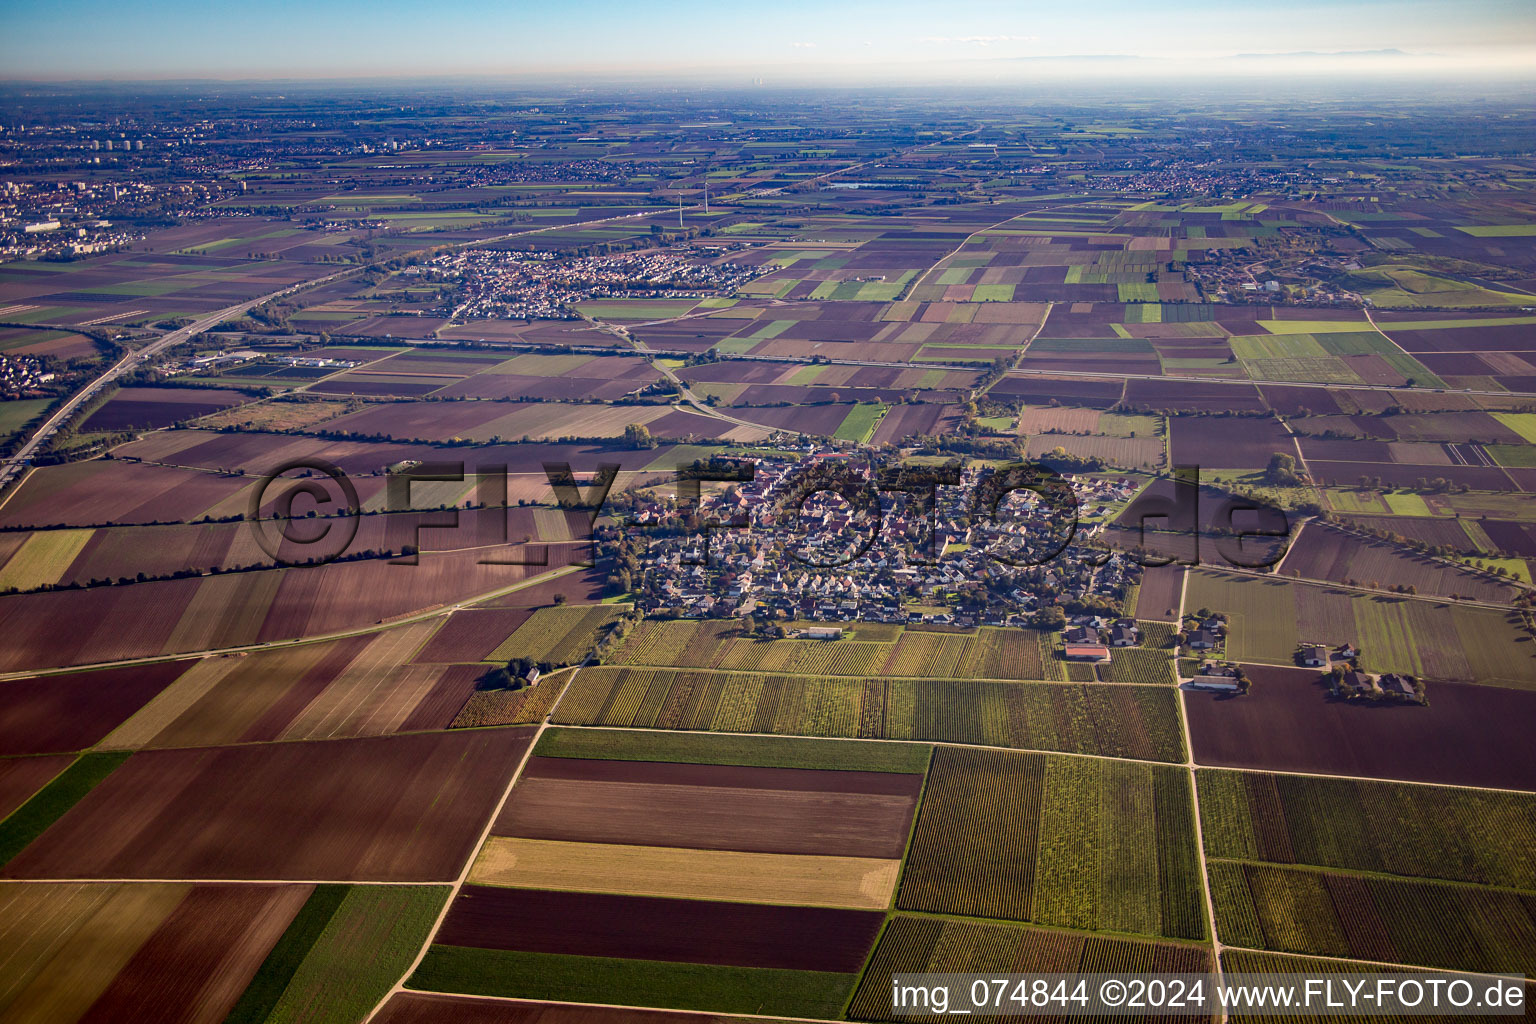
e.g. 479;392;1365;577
2;0;1533;80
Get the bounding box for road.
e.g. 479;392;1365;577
0;269;356;490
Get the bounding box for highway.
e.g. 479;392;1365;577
0;269;356;490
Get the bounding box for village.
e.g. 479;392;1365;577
607;453;1145;630
424;247;768;321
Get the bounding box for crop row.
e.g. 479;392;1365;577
848;915;1212;1023
1097;646;1177;685
897;747;1205;940
555;668;1185;762
608;620;1067;680
491;605;619;666
1209;861;1536;976
1198;770;1536;890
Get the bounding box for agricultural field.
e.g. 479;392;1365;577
1220;951;1535;1024
409;887;875;1017
1198;769;1536;889
896;747;1206;939
493;753;923;859
1185;664;1536;791
489;604;624;666
609;619;1066;680
1184;568;1535;686
2;729;535;881
556;668;1185;761
1280;522;1521;604
1209;861;1536;975
222;884;449;1024
0;881;311;1024
5;85;1536;1019
849;915;1213;1024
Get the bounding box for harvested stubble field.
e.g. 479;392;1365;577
848;915;1214;1024
1208;861;1536;976
2;728;535;881
468;836;900;909
609;620;1066;681
897;747;1206;940
555;668;1184;762
1198;769;1536;890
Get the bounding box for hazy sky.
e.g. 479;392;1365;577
3;0;1534;80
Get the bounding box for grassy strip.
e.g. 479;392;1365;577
0;751;129;866
534;727;931;774
262;885;449;1024
223;884;350;1024
408;945;855;1017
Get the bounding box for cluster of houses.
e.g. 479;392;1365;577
1300;640;1424;704
0;353;56;398
618;454;1143;628
1062;616;1141;663
1332;667;1420;702
429;247;766;321
1182;613;1228;652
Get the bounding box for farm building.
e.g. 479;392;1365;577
1110;624;1139;647
802;626;844;640
1187;662;1243;692
1064;643;1111;662
1379;673;1420;700
1188;629;1218;650
1065;625;1093;644
1301;645;1329;667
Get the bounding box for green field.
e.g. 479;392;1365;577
0;398;51;437
534;726;932;773
1455;224;1536;237
1184;571;1300;664
833;402;887;443
408;946;855;1017
896;747;1205;939
556;668;1185;762
0;752;128;866
234;885;448;1024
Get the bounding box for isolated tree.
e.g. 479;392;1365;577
1265;451;1300;485
623;422;655;449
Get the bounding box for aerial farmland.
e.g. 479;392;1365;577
1;26;1535;1024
